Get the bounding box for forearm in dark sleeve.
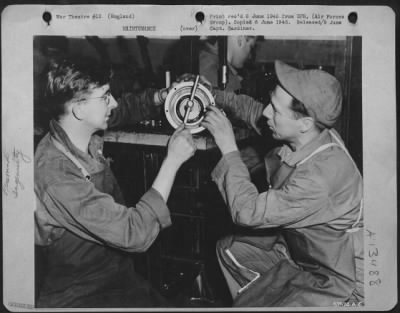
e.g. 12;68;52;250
214;90;265;134
108;89;161;129
46;178;171;253
212;152;331;228
211;151;269;227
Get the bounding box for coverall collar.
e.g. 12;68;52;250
49;119;105;174
278;128;337;166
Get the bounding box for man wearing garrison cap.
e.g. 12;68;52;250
202;60;363;307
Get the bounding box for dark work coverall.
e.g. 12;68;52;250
35;91;170;308
212;129;364;307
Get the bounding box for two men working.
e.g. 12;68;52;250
35;56;363;307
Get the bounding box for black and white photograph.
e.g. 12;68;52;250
2;4;397;311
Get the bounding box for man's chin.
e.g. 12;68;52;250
98;123;108;131
271;133;281;141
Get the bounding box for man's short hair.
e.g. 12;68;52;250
45;58;110;120
276;80;326;131
290;97;309;119
290;96;324;131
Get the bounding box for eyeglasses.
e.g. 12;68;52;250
76;91;111;105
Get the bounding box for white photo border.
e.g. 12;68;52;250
1;4;397;311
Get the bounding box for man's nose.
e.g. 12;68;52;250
109;96;118;110
263;104;272;119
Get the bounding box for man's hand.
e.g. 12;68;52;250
202;106;238;155
153;88;169;106
152;125;196;202
166;124;196;167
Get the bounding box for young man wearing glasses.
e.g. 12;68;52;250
34;60;196;308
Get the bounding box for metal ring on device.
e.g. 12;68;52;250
164;81;215;134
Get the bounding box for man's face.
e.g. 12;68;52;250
79;84;118;131
230;36;256;69
262;85;302;143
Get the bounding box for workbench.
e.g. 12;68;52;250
103;126;252;150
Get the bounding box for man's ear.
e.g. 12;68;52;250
71;101;84;121
300;117;315;133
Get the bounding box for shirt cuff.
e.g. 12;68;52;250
141;187;172;229
211;150;242;182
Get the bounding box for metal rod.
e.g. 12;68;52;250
183;75;200;125
218;36;228;90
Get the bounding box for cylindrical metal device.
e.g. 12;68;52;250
164;81;215;134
